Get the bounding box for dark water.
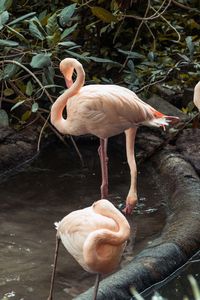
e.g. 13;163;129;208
0;141;167;300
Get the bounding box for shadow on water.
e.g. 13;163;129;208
0;140;167;300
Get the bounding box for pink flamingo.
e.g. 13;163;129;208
51;58;179;214
47;199;130;300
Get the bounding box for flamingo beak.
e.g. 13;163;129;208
122;203;134;215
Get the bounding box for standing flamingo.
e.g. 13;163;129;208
51;58;179;214
47;199;130;300
194;81;200;111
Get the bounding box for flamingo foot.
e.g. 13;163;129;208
122;203;134;215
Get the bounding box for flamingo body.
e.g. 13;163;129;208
51;58;179;213
56;199;130;274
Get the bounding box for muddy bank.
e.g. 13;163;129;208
0;125;42;176
75;150;200;300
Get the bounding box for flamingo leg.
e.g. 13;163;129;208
92;273;101;300
123;127;138;215
47;235;61;300
98;138;109;199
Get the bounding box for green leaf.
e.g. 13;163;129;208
118;49;145;59
186;36;194;58
60;23;77;40
26;80;33;96
3;87;14;96
0;108;9;126
11;100;25;111
59;4;76;27
46;13;59;36
29;17;46;40
1;59;21;79
30;53;52;69
46;31;61;48
90;6;118;23
31;102;39;113
6;25;27;42
21;110;31;122
0;0;12;11
8;12;36;26
58;41;76;47
0;38;18;46
64;50;90;62
0;10;9;29
87;56;120;65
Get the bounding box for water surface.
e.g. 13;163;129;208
0;141;167;300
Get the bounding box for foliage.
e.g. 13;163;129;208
0;0;199;136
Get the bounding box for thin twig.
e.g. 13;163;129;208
123;0;171;21
121;0;151;70
37;113;50;152
0;60;54;103
150;5;181;43
171;0;199;12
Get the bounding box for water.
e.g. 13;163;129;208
0;141;167;300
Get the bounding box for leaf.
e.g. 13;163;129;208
29;17;46;40
11;100;25;111
0;10;9;29
64;50;90;62
87;56;120;65
0;108;9;126
3;87;14;96
0;0;12;11
46;31;61;48
30;53;52;68
21;110;31;122
0;39;18;46
31;102;39;113
60;23;77;40
58;41;76;47
6;25;27;42
90;6;118;23
59;4;76;27
1;60;20;79
118;49;145;59
186;36;194;58
26;80;33;96
8;12;36;26
46;13;59;36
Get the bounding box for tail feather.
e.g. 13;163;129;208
142;110;180;129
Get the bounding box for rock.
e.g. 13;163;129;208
176;128;200;175
145;94;188;121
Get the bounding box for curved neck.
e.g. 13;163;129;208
50;61;85;133
83;201;130;273
194;81;200;111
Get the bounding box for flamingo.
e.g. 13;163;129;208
47;199;130;300
50;58;179;214
194;81;200;111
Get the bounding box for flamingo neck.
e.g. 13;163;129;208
50;61;85;133
194;81;200;111
83;201;130;273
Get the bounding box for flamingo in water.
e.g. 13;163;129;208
51;58;179;214
47;199;130;300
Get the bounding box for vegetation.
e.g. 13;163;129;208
0;0;199;142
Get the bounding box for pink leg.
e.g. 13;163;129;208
98;138;109;199
123;128;138;215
